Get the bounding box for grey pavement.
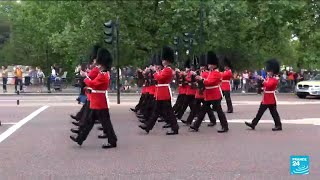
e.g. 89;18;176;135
0;94;319;179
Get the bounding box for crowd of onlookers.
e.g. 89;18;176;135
232;68;319;93
1;64;319;94
0;64;67;93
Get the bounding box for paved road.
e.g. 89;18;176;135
0;94;319;179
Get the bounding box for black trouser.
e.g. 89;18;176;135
135;93;146;111
74;100;89;121
177;95;195;119
77;109;117;144
192;99;228;129
174;94;187;114
142;95;156;121
146;100;179;131
139;93;152;115
252;104;282;127
186;98;216;124
173;94;184;112
77;101;92;127
47;77;51;91
222;91;233;112
14;78;23;91
2;77;7;91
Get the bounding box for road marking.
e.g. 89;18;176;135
0;106;49;143
184;118;320;126
1;122;17;125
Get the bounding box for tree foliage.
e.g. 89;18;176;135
0;0;319;73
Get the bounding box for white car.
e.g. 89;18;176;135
295;74;320;98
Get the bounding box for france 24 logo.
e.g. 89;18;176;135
290;155;309;175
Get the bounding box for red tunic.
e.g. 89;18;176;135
262;77;278;105
154;66;173;100
203;69;222;101
84;71;110;109
178;72;187;94
149;85;156;95
195;71;209;99
186;71;196;95
85;66;100;101
221;69;232;91
141;86;147;94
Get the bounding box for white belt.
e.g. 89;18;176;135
90;90;107;93
264;91;275;93
222;80;230;82
205;85;219;89
156;84;170;87
179;84;182;86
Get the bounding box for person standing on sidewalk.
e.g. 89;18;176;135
1;66;8;93
14;65;23;93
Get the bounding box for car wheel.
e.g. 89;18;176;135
297;94;307;99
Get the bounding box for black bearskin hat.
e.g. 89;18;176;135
184;58;191;68
161;46;174;63
155;53;162;66
265;59;280;74
96;48;113;69
224;57;232;69
199;54;207;66
207;51;219;66
89;44;101;64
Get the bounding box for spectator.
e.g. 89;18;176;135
14;65;23;93
242;70;249;93
1;66;8;93
36;67;45;92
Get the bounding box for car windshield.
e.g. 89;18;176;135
312;74;320;80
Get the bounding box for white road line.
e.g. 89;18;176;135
1;123;17;125
0;106;49;143
185;118;320;126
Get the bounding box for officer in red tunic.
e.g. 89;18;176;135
172;68;187;114
245;59;282;131
182;54;217;126
176;59;196;120
130;65;148;113
70;45;101;127
139;46;179;135
221;57;233;113
190;51;229;133
70;48;117;148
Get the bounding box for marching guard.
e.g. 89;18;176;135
190;51;229;133
139;46;179;135
181;54;217;126
70;48;117;148
70;45;101;128
176;59;196;120
245;59;282;131
221;57;233;113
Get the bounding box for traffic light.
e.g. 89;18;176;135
173;36;179;45
183;32;191;48
104;20;114;44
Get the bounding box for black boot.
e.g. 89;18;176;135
102;142;117;149
162;123;171;128
189;125;199;132
70;128;79;134
207;122;216;127
217;127;229;133
138;124;150;134
272;126;282;131
166;129;178;135
70;135;83;146
181;120;191;126
97;126;103;131
70;115;78;121
130;108;137;112
72;121;80;126
98;133;107;139
245;122;255;130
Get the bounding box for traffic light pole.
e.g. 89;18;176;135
116;17;120;104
